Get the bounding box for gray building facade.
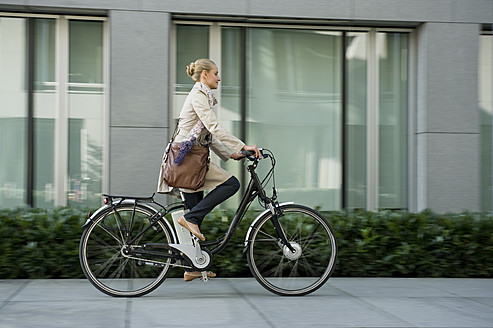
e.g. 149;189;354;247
1;0;492;213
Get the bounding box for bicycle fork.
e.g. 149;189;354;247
268;202;297;254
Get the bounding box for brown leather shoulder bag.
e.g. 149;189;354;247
162;121;210;190
163;141;209;190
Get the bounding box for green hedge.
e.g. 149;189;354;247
331;210;493;277
0;207;86;279
1;207;492;279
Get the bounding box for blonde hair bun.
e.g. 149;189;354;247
186;62;196;77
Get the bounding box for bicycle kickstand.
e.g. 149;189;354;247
201;271;209;282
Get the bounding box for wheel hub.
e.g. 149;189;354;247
121;246;131;255
283;242;302;260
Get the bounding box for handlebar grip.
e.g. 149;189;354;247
241;150;255;156
241;149;264;160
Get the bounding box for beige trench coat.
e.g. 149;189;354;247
157;84;245;194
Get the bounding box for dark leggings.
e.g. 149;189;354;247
183;176;240;227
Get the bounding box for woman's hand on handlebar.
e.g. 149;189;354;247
242;145;262;159
230;152;245;161
230;145;261;161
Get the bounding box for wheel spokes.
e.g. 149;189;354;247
248;207;337;296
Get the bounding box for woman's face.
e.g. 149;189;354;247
202;65;221;89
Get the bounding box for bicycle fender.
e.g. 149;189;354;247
82;204;111;228
243;202;294;250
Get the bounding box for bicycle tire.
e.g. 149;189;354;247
246;204;337;296
79;203;174;297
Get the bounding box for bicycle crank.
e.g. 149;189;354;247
168;242;212;270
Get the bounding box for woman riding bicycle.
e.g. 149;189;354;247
158;58;260;281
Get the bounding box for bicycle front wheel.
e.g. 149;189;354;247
79;203;174;297
246;204;337;296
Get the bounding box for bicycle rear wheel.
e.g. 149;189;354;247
79;203;174;297
246;204;337;296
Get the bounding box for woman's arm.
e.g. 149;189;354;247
191;91;245;153
210;137;234;161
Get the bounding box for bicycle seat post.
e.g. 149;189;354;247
170;193;193;246
179;191;187;206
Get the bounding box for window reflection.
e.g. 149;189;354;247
68;20;104;207
33;18;56;207
0;17;27;208
248;28;343;210
346;32;367;209
174;24;410;211
378;33;408;209
173;25;209;119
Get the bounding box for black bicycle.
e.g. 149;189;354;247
79;149;338;297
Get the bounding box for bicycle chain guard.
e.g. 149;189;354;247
168;240;212;270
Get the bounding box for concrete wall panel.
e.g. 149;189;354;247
353;0;453;23
108;10;170;201
416;23;480;212
109;127;169;202
141;0;248;16
425;23;479;133
249;0;350;20
455;0;493;23
426;134;480;212
110;10;169;128
28;0;138;11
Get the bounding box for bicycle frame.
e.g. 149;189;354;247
83;150;295;267
203;163;261;254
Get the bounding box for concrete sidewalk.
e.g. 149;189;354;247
0;278;492;328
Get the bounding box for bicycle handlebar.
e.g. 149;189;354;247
241;148;265;161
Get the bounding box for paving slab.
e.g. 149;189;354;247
0;281;30;302
0;278;491;328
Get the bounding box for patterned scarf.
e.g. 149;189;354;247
174;82;217;165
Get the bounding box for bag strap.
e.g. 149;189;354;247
170;119;180;143
164;120;180;159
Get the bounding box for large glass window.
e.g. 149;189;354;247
173;23;409;211
247;28;343;210
220;27;243;206
0;17;27;208
0;15;106;209
173;25;209;119
479;34;493;212
346;32;367;209
67;20;104;207
378;33;408;209
33;18;56;207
